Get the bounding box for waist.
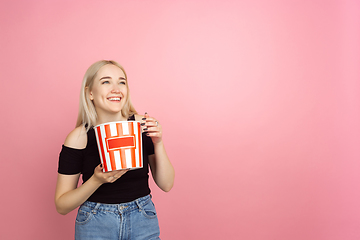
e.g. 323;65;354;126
86;174;151;203
81;194;152;213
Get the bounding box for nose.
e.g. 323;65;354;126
111;83;120;93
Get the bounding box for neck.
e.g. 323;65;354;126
96;112;127;125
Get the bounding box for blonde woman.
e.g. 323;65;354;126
55;60;174;240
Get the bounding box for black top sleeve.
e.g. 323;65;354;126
58;145;84;174
143;133;154;155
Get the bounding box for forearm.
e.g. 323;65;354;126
151;141;175;192
55;176;102;215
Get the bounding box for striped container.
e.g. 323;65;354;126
94;121;143;172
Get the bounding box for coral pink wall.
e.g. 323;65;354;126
1;0;359;239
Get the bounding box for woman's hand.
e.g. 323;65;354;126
92;164;129;184
55;164;128;215
142;112;162;144
140;113;174;192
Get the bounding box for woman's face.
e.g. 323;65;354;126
89;64;128;117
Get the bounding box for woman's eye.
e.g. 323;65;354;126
102;81;109;84
119;81;126;85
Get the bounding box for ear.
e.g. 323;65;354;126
86;87;94;100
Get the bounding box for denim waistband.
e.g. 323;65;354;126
81;194;152;213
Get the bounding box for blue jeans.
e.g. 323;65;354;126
75;195;160;240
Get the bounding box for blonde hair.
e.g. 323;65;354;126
76;60;137;131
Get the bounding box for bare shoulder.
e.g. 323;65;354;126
64;125;87;149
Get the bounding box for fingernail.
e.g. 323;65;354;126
146;133;149;136
141;123;145;126
142;118;146;120
100;164;103;168
143;128;148;131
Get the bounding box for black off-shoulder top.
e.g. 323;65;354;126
58;115;154;203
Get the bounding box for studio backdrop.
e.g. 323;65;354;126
0;0;359;239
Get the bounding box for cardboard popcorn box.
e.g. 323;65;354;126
94;121;143;172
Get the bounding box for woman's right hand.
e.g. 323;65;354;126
92;164;129;184
55;165;128;215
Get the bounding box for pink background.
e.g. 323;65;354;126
1;0;359;239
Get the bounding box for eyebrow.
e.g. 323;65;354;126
99;76;126;81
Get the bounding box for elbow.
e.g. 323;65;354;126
58;211;67;215
56;208;69;215
161;182;174;192
56;205;70;215
55;200;71;215
163;187;172;193
161;173;175;192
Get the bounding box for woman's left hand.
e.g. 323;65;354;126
141;112;174;192
142;112;162;144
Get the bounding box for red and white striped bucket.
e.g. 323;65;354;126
94;121;143;172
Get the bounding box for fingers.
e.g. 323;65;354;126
106;169;128;183
141;113;161;129
112;169;129;178
94;163;104;173
144;131;162;138
94;164;129;183
143;123;162;136
141;112;162;143
142;119;159;128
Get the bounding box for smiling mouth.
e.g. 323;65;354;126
107;97;121;102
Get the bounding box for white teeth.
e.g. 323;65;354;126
108;97;121;101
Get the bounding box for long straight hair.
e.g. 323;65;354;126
76;60;137;131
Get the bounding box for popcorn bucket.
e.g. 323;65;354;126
94;121;143;172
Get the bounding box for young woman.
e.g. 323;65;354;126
55;60;175;240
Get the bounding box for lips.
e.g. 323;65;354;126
107;97;121;101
